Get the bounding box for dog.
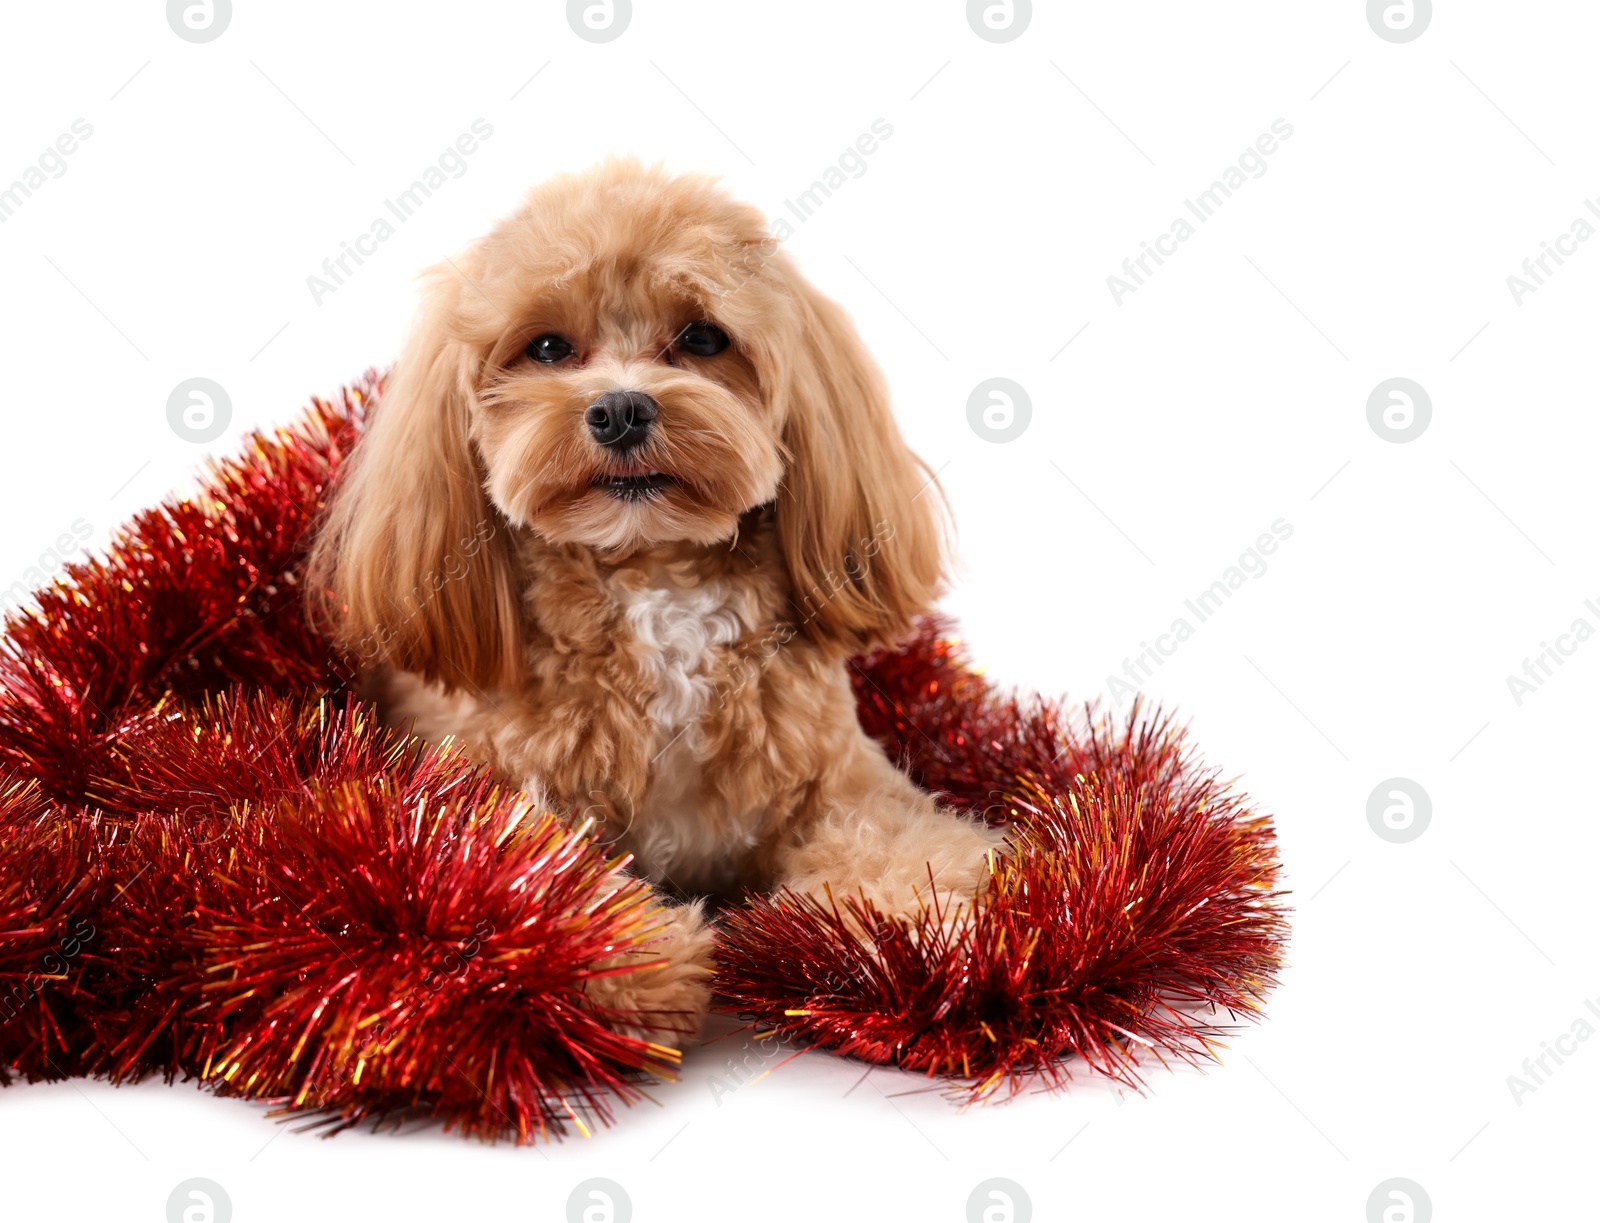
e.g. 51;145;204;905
308;158;1005;1045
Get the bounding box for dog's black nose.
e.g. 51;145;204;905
585;390;658;450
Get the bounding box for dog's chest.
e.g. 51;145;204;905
601;568;758;884
608;569;748;737
601;569;748;777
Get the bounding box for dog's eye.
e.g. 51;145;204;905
527;334;574;364
676;321;729;357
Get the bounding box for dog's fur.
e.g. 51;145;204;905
308;159;1003;1044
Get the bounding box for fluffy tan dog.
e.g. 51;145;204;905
309;159;1003;1045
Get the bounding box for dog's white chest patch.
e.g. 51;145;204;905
608;568;755;888
614;572;746;735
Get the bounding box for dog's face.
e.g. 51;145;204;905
311;159;946;688
469;193;784;550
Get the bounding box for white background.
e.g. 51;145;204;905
1;2;1595;1220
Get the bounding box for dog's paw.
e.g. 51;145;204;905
580;899;715;1049
770;762;1012;914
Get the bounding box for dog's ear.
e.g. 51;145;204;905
308;265;521;691
766;276;949;652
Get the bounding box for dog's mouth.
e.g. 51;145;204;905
593;470;678;500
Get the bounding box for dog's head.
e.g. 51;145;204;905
311;158;946;688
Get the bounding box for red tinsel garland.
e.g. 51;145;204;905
718;658;1286;1096
0;374;1288;1140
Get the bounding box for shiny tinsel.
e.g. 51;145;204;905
713;627;1288;1097
0;374;1288;1137
0;377;683;1139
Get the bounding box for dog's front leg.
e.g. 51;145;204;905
768;740;1006;922
373;668;715;1048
